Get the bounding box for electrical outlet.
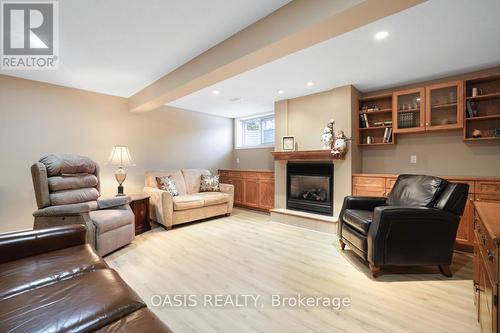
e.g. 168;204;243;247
236;157;240;164
410;155;417;164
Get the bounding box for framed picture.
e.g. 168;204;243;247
282;136;295;151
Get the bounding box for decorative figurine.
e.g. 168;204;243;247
332;130;349;156
321;119;335;149
472;129;483;138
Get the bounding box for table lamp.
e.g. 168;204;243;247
107;145;135;196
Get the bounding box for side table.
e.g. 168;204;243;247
129;194;151;235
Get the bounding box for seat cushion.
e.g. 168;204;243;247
343;209;373;235
0;244;107;301
196;192;230;206
94;308;173;333
173;194;205;211
90;209;134;235
0;269;145;333
387;174;448;207
342;223;368;260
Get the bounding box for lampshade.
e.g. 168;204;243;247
107;145;136;167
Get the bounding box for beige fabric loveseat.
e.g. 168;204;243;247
144;169;234;229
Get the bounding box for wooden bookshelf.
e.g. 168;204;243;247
358;94;394;146
464;74;500;141
359;108;392;115
358;142;394;146
466;92;500;101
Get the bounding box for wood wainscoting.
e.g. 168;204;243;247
218;169;274;212
352;173;500;250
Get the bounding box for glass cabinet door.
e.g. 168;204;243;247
393;88;425;133
425;81;464;131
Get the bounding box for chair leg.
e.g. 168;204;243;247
438;265;452;277
339;239;346;250
369;264;381;278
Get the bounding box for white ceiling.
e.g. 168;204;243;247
0;0;290;97
169;0;500;118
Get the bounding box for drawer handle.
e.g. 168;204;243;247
487;249;495;261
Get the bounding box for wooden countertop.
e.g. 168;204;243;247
352;173;500;181
475;201;500;243
218;169;274;173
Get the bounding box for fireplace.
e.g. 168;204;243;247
286;163;334;216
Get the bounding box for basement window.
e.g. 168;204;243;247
235;113;275;149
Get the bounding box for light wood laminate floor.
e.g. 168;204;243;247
106;208;480;333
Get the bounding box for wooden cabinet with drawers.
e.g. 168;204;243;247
218;169;274;212
473;202;500;333
352;174;500;249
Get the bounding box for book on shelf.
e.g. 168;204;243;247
466;100;477;118
382;127;392;143
398;112;415;128
360;105;380;112
359;114;366;128
373;120;393;127
363;114;369;128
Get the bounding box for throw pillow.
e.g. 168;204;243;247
200;175;220;192
156;176;179;196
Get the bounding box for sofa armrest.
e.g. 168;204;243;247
33;203;91;217
0;224;87;263
219;183;234;213
338;196;387;238
341;196;387;211
367;206;460;266
97;196;131;210
143;187;174;228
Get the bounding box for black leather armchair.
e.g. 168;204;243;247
338;174;469;277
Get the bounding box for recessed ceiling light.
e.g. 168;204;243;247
212;90;220;95
307;81;314;87
278;90;284;94
374;31;389;40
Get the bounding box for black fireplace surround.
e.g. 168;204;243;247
286;162;334;216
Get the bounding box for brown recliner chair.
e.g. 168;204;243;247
31;154;135;256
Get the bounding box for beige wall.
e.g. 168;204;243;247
0;75;233;233
361;132;500;176
274;85;359;217
233;147;274;170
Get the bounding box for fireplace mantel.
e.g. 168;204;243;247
271;149;346;161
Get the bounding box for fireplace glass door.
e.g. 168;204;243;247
289;175;330;203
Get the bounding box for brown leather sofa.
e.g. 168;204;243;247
0;224;172;332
